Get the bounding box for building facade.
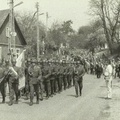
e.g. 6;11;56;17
0;9;27;60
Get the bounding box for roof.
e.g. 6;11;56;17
0;9;9;29
0;9;27;45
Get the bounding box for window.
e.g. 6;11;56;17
16;48;20;58
10;48;20;58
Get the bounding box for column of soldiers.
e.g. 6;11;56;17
24;58;85;105
0;57;86;106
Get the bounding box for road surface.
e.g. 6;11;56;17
0;74;119;120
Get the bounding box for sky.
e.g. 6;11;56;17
0;0;91;31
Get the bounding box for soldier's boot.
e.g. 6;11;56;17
2;96;5;103
1;89;5;103
40;93;43;101
29;99;33;106
75;86;78;98
36;94;39;104
80;85;83;96
46;89;50;99
26;94;29;100
80;90;82;96
75;90;78;97
29;96;33;106
8;100;13;106
15;95;19;104
36;97;39;104
29;101;33;106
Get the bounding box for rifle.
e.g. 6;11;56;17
0;70;10;84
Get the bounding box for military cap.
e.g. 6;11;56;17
76;61;80;64
48;59;52;63
62;60;66;64
73;61;76;64
55;60;59;63
27;58;31;62
39;59;43;63
12;59;16;63
71;61;74;64
45;60;49;63
60;60;63;63
31;59;37;63
5;59;9;63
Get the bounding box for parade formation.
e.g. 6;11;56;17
0;55;119;106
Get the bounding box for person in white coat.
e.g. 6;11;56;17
104;60;113;99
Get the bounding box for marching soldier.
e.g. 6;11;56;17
53;60;58;94
8;60;20;106
28;59;42;106
66;63;70;88
38;60;44;101
55;60;60;93
3;60;10;97
42;60;51;99
0;60;9;103
74;61;85;97
58;61;64;93
67;62;74;88
63;61;67;90
24;59;31;100
49;60;56;97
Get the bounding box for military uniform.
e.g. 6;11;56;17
42;62;51;99
74;62;85;97
54;62;59;93
95;63;103;78
63;64;67;90
28;60;42;105
24;60;31;99
3;60;10;98
90;62;94;74
58;63;64;92
8;61;20;105
67;63;73;88
49;62;56;96
38;61;44;100
0;66;8;103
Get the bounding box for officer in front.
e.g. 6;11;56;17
74;61;85;97
28;59;42;106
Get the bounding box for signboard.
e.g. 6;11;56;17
10;32;17;36
6;27;10;38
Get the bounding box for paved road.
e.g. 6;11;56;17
0;74;115;120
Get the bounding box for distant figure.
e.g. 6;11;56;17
95;62;103;78
104;60;113;99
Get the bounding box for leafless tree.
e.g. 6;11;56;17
90;0;120;54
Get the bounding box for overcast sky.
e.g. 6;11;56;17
0;0;91;31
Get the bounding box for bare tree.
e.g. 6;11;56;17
90;0;120;54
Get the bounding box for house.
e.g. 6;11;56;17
0;9;27;60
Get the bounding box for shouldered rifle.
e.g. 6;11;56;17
0;70;10;84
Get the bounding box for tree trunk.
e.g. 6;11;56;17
100;0;113;54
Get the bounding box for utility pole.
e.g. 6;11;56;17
9;0;14;61
36;2;40;60
8;0;23;61
45;12;51;54
46;12;51;40
46;12;48;40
